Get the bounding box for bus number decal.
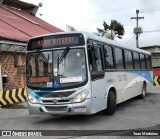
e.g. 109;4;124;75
107;79;115;83
118;75;127;81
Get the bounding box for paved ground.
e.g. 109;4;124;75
150;86;160;93
0;93;160;138
0;86;160;138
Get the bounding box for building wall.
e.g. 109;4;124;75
141;46;160;53
0;64;2;92
152;56;160;68
141;46;160;68
141;47;157;53
151;54;160;68
0;51;26;91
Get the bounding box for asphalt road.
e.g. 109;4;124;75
0;91;160;138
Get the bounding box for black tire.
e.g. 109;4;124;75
139;83;146;99
104;91;116;115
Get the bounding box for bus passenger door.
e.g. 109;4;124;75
89;44;107;113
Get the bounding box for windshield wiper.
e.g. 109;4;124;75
58;47;70;64
37;51;49;63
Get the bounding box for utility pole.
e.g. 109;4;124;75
131;10;144;48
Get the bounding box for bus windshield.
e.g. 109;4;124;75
26;48;87;89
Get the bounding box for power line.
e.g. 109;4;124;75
143;30;160;33
139;8;160;13
124;35;136;45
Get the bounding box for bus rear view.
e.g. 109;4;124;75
26;33;92;115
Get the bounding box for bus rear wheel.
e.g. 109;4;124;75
139;83;146;99
103;91;116;115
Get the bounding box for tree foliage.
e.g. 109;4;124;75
97;20;125;40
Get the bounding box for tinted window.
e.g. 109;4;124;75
104;45;114;69
125;50;133;69
146;55;151;69
114;47;124;69
133;52;140;69
93;47;103;71
140;54;146;69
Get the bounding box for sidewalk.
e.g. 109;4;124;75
0;102;28;109
151;86;160;93
15;102;28;109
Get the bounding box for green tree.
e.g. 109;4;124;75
97;20;125;40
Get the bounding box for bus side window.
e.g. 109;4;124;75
93;47;103;71
104;45;114;69
140;53;146;69
146;55;151;69
114;47;124;70
88;43;103;72
133;52;140;69
124;50;134;70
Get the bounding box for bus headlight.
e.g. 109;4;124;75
27;94;40;104
73;91;89;103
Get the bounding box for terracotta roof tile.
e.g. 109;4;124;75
0;6;64;41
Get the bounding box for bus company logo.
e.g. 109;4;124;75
53;99;58;104
2;131;11;136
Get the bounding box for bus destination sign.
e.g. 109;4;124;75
36;37;77;46
28;34;85;50
30;76;50;83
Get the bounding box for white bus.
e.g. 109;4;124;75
26;32;153;115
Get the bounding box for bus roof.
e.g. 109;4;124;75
29;31;151;55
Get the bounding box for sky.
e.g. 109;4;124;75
22;0;160;48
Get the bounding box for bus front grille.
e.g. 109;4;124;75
41;91;75;98
45;106;67;112
41;99;71;104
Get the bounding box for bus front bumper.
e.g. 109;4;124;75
27;99;93;115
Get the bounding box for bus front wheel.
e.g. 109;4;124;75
103;91;116;115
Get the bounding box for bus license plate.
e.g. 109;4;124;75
74;107;86;112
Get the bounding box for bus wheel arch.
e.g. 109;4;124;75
104;87;117;115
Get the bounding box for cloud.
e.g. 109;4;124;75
23;0;160;47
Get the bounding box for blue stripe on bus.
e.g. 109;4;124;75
130;71;153;84
36;90;54;97
28;90;41;99
37;90;54;93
